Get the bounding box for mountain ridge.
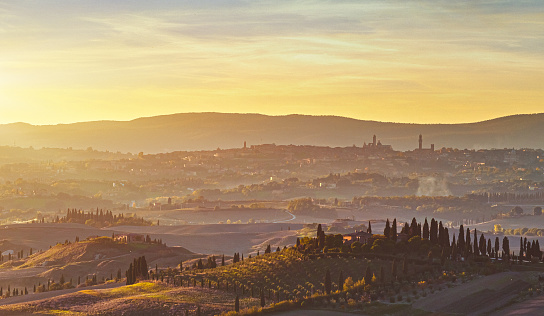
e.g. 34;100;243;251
0;112;543;153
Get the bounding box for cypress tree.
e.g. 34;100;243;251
365;266;372;283
367;221;372;234
465;228;471;256
126;263;133;285
473;229;479;256
444;227;450;248
430;218;438;244
392;259;397;280
458;225;465;253
503;236;510;259
391;218;397;242
384;219;390;238
325;269;331;294
410;217;418;238
423;218;429;239
520;237;524;259
132;262;136;283
338;271;344;291
318;230;325;249
479;234;486;256
438;221;444;246
402;222;409;234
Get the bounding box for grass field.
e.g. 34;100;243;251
0;282;259;316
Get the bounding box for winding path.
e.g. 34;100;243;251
272;210;296;223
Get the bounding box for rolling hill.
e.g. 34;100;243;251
0;112;543;153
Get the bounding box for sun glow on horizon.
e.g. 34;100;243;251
1;0;543;125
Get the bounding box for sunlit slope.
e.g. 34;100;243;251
0;282;256;315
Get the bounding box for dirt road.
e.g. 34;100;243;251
494;294;544;315
413;271;534;315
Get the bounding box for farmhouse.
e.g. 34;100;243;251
114;233;145;243
343;231;373;244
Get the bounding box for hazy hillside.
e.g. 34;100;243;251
0;113;543;153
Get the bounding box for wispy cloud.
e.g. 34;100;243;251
0;0;543;124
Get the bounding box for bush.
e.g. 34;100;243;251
49;282;63;291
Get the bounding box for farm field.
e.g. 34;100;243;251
0;282;259;315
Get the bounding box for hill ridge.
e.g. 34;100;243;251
0;112;543;153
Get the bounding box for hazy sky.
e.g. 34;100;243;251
1;0;543;124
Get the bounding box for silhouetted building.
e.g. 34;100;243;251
363;134;393;153
416;134;435;153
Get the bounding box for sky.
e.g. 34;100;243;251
0;0;543;125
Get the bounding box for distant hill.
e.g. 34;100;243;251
0;112;543;153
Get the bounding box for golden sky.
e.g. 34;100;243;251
1;0;543;124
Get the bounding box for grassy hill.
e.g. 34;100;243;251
0;247;515;315
0;249;421;316
0;282;259;316
0;112;543;153
0;237;201;291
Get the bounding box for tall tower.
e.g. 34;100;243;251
418;134;423;150
373;135;377;146
243;141;247;149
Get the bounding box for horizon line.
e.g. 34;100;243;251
1;111;543;127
